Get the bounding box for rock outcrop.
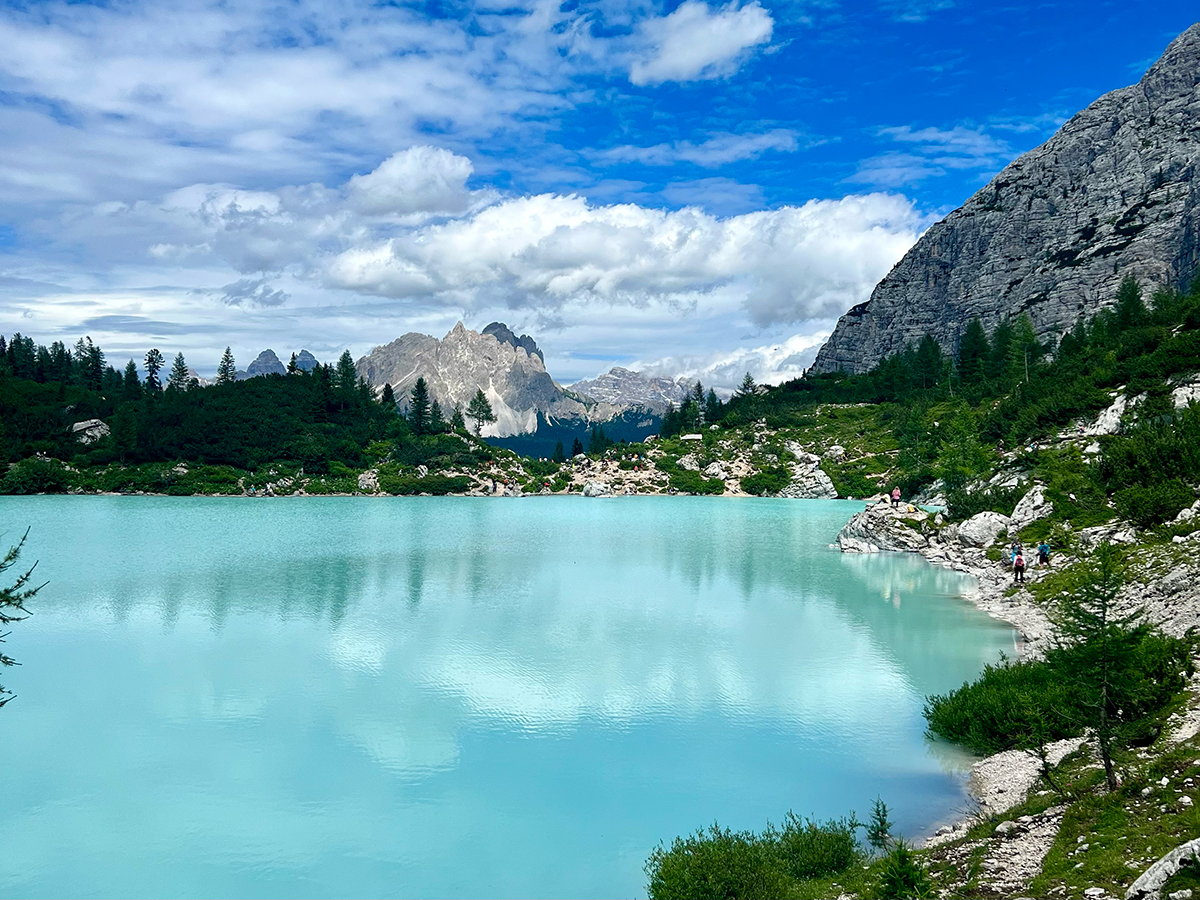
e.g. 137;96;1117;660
481;322;544;362
813;23;1200;374
956;511;1012;548
837;503;931;553
777;444;838;499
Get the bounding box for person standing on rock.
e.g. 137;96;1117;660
891;486;901;508
1037;540;1051;568
1013;551;1027;583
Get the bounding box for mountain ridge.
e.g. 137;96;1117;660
812;21;1200;374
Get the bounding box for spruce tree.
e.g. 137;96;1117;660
380;383;396;407
336;350;358;393
409;377;432;434
552;441;565;463
217;347;237;384
705;388;722;425
429;399;446;434
467;388;496;436
735;372;756;398
1114;276;1148;329
122;359;141;400
287;352;298;375
143;348;164;392
571;436;584;457
450;403;466;432
167;352;190;391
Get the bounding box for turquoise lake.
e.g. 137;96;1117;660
0;496;1016;898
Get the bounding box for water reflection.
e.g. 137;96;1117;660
0;496;1013;899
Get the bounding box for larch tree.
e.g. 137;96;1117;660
0;530;44;708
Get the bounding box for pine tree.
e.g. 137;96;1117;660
571;436;584;457
217;347;237;384
122;359;141;400
409;377;432;434
167;352;190;391
143;348;165;392
913;334;943;390
380;383;396;408
287;352;298;376
552;441;565;463
111;404;137;463
467;388;496;436
450;403;466;432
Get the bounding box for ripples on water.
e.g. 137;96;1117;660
0;496;1016;898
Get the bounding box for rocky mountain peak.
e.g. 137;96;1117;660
569;366;690;413
812;22;1200;375
482;322;544;361
238;349;287;380
294;350;319;371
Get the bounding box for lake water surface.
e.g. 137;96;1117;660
0;496;1015;898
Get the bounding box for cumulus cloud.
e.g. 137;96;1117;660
347;147;482;217
598;129;799;167
628;1;774;86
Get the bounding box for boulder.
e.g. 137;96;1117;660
1126;838;1200;900
582;480;610;498
957;511;1011;548
1009;484;1053;531
702;462;727;480
677;453;701;472
837;504;930;553
70;418;110;444
823;444;846;461
357;470;379;493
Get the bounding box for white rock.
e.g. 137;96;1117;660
70;418;111;444
1084;889;1107;899
677;454;701;472
702;462;728;480
581;480;610;497
1168;890;1194;900
958;511;1012;548
823;444;846;461
1010;483;1054;531
357;470;379;493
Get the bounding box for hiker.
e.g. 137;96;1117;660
1013;551;1026;583
1037;540;1051;568
891;486;901;508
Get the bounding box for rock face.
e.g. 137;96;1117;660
569;367;690;413
239;349;286;379
1009;484;1054;531
71;418;110;444
481;323;543;362
357;322;601;437
294;350;320;372
813;23;1200;374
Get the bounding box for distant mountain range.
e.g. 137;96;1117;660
354;322;682;438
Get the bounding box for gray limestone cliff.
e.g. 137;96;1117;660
812;23;1200;374
481;323;544;362
237;349;287;379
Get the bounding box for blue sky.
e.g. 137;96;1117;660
0;0;1195;386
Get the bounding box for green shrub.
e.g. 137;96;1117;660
925;630;1193;755
740;466;790;496
824;461;879;498
774;813;861;880
645;825;790;900
1113;478;1194;527
0;457;70;494
669;470;725;495
873;842;933;899
944;482;1024;522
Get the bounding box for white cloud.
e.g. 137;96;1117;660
628;1;774;86
849;123;1016;187
346;147;481;217
636;331;830;389
598;129;799;167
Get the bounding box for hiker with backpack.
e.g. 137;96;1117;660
1013;550;1027;583
1037;540;1051;568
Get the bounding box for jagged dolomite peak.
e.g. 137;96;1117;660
813;22;1200;374
569;367;691;413
355;322;591;437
